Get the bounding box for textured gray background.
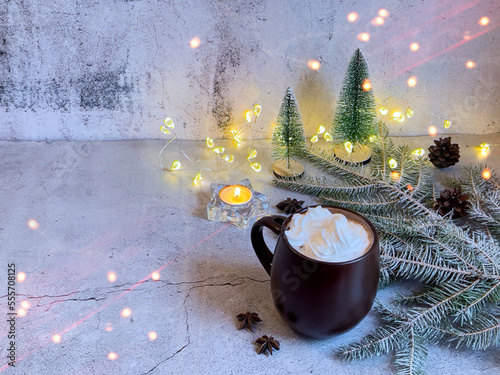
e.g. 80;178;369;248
0;0;498;141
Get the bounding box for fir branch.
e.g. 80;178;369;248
303;146;372;183
405;280;480;331
394;328;427;375
445;312;500;350
381;254;476;284
339;324;405;361
274;115;500;373
454;280;500;323
371;121;395;180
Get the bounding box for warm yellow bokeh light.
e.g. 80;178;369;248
233;134;242;144
212;147;224;154
107;352;119;361
307;60;321;70
479;143;490;157
378;9;389;18
410;43;420;52
369;136;376;143
392;111;403;122
347;12;359;22
223;154;234;163
479;17;490;26
21;300;31;309
189;37;201;48
406;107;414;118
344;141;353;154
480;143;490;152
444;120;451;129
407;76;418;87
253;104;262;118
428;126;438;136
358;33;370;42
466;61;476;69
412;148;425;157
107;271;117;283
151;272;160;281
17;272;26;283
388;158;398;169
17;308;27;317
52;334;62;343
391;171;401;181
163;118;174;129
170;160;182;171
193;173;203;186
310;135;319;143
121;308;132;318
362;79;372;91
482;168;492;180
27;219;39;230
323;132;333;142
372;17;385;26
159;126;170;135
247;149;257;159
250;162;262;172
245;110;252;123
379;107;388;115
148;331;158;341
206;137;214;148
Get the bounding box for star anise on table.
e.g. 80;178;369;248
276;198;305;214
255;335;280;355
236;312;262;332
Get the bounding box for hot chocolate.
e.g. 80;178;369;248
285;206;373;263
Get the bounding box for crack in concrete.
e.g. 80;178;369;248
139;276;268;374
141;288;193;375
185;277;269;292
3;276;269;315
18;291;83;300
43;297;106;312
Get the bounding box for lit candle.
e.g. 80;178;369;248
219;185;253;205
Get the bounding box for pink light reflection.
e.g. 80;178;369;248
0;223;231;371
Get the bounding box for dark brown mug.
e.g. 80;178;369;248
251;205;379;338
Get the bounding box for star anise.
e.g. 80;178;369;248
236;312;262;332
276;198;305;214
255;335;280;355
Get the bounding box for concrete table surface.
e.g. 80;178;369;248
1;135;499;375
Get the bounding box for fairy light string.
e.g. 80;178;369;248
159;104;267;185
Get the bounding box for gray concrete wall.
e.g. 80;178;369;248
0;0;498;141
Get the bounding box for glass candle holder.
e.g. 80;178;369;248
207;178;270;229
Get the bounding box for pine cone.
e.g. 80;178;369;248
434;188;470;219
428;137;460;168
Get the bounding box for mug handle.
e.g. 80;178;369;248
251;215;286;275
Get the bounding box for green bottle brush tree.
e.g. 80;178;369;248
272;87;306;179
331;48;376;164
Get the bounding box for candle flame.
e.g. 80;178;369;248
234;187;241;199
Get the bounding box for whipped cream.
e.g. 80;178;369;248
285;206;371;262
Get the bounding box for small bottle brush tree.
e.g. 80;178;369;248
332;49;376;164
272;87;306;179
